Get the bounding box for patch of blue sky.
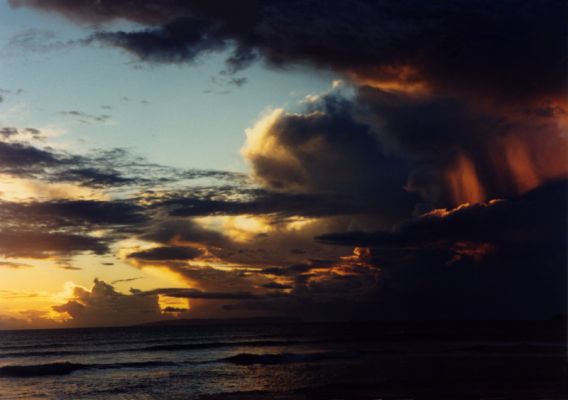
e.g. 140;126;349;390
0;3;338;171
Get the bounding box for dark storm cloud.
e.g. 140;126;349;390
128;246;202;261
353;87;568;206
11;0;566;99
10;0;567;212
241;85;565;212
215;181;567;321
308;180;568;319
318;179;568;250
10;0;566;212
222;264;383;320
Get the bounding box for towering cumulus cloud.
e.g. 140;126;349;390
6;0;567;323
241;96;415;222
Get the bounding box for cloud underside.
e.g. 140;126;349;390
2;0;567;325
10;0;566;98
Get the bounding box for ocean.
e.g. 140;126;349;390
0;321;566;399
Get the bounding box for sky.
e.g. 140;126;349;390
0;0;566;329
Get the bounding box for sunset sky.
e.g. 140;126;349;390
0;0;566;329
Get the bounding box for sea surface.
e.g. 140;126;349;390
0;321;566;399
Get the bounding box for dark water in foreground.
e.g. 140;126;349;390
0;321;566;399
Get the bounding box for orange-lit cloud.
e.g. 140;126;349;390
448;241;495;265
347;65;430;95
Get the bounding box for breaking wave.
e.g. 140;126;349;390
0;360;178;377
220;351;358;365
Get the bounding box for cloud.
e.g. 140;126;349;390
0;312;61;330
0;127;18;139
312;180;568;319
141;287;262;300
0;135;246;190
354;87;568;206
138;183;565;321
161;190;367;220
136;218;230;252
0;127;44;142
128;246;202;261
0;140;132;186
262;282;293;290
0;261;33;269
137;276;278;319
111;277;143;285
91;19;227;64
12;2;564;212
3;0;567;323
0;131;357;263
9;2;566;213
10;0;566;100
318;180;567;250
0;230;107;259
59;110;111;124
262;263;314;277
0;199;147;227
239;86;566;214
160;265;265;294
52;279;163;327
0;199;147;259
242;95;417;223
0;289;45;300
8;1;566;213
7;28;78;52
0;141;60;176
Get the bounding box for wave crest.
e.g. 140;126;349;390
220;351;358;365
